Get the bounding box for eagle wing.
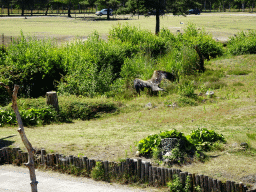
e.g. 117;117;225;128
134;70;176;94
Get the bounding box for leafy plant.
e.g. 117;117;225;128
138;133;160;156
0;107;56;126
168;175;201;192
138;129;194;156
90;161;105;181
227;30;256;55
186;128;226;151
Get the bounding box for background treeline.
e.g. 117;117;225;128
0;0;254;17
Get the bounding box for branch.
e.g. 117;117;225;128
2;83;38;192
0;82;12;96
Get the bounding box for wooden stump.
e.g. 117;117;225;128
46;91;59;112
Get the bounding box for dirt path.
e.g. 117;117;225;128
0;164;160;192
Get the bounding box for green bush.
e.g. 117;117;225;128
0;109;17;126
186;128;226;151
0;96;118;126
168;175;201;192
0;107;56;126
90;161;105;181
109;24;167;57
179;24;224;59
227;30;256;55
1;32;65;98
138;129;193;156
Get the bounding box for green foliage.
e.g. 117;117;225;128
0;96;117;126
1;32;65;98
157;46;202;76
0;86;10;106
138;133;160;156
109;24;167;57
0;109;16;126
178;24;224;59
168;175;201;192
168;174;183;192
138;129;193;156
178;80;196;98
0;107;56;127
0;24;227;99
90;161;105;181
227;30;256;55
58;99;117;122
186;128;226;151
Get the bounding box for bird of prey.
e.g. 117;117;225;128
134;70;176;95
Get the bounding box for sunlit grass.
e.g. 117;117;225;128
1;13;256;45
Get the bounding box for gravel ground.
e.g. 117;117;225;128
0;164;160;192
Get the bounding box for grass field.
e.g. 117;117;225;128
1;13;256;190
1;12;256;44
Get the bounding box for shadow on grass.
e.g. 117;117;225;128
0;135;16;148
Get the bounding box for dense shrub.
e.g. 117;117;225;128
0;96;118;126
138;129;193;156
1;33;65;98
138;128;226;158
109;24;167;57
227;30;256;55
0;107;56;126
176;24;224;59
186;128;226;151
0;24;227;99
58;99;117;122
58;32;136;97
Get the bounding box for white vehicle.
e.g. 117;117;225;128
95;9;113;16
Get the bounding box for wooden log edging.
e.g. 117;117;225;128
1;147;255;192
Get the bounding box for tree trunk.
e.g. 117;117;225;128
107;8;110;20
155;8;160;35
0;83;38;192
46;91;59;113
68;2;71;17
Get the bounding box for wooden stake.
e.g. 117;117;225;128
1;83;38;192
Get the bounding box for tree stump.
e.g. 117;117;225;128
46;91;59;112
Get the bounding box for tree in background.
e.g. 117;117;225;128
95;0;121;19
125;0;201;34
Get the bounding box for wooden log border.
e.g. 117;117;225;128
1;147;255;192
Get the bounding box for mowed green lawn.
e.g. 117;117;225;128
1;13;256;189
1;12;256;43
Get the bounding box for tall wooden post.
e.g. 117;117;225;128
46;91;59;113
1;83;38;192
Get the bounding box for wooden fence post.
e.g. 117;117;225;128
164;168;169;184
161;168;165;186
41;149;46;165
231;181;235;192
199;175;204;192
137;159;141;180
46;91;59;112
212;179;217;191
226;180;231;192
239;182;244;192
103;161;108;180
188;173;193;192
157;167;161;185
180;172;186;187
195;175;200;189
145;162;150;182
204;176;208;192
149;166;153;185
168;168;172;181
141;162;145;182
152;166;157;184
